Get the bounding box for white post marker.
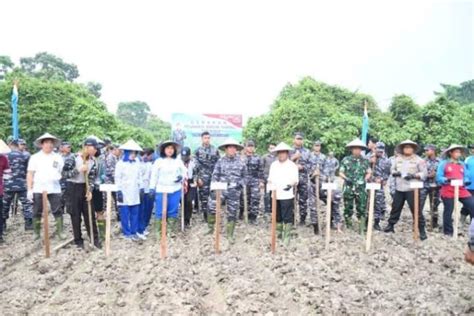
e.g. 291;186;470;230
365;182;381;252
211;182;228;254
451;179;463;240
322;182;337;250
100;184;117;257
410;181;424;242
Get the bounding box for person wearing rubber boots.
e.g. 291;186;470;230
207;139;247;244
339;139;371;234
3;139;33;233
384;140;428;240
115;140;143;241
62;137;100;248
267;142;299;245
368;142;391;231
194;131;220;221
289;132;311;225
240;140;264;224
149;140;187;239
27;133;65;242
436;145;474;237
420;144;441;230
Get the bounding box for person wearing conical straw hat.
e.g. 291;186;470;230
0;139;11;244
267;142;299;245
62;137;101;248
115;140;144;241
207;139;246;244
383;140;428;240
339;138;371;234
149;140;187;239
26;133;65;242
436;144;474;237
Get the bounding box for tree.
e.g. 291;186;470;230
435;80;474;105
0;56;14;78
116;101;151;126
84;81;102;98
19;52;79;82
388;94;420;123
145;114;172;143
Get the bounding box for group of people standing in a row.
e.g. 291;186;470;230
0;131;473;263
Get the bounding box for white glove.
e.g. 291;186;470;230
27;190;34;201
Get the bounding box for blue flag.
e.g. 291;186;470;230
361;102;369;145
11;84;19;140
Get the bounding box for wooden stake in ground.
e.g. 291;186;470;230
365;182;380;252
243;186;248;224
294;186;299;226
451;179;463;240
83;159;95;247
210;182;227;254
100;184;117;257
181;186;185;232
270;186;277;254
322;183;337;250
161;192;168;259
315;169;321;234
42;191;51;258
410;181;424;242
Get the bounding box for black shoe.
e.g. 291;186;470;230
313;224;319;235
25;218;33;231
374;219;382;231
75;241;84;249
0;236;5;244
2;222;6;232
94;240;102;249
383;224;395;233
299;215;306;226
420;228;428;241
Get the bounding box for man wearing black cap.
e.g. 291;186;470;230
62;138;100;248
240;140;264;224
290;132;311;225
2;139;33;231
420;144;441;230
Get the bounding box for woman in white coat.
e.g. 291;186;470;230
149;140;187;238
115;140;143;241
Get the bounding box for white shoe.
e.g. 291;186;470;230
143;230;150;236
136;233;147;241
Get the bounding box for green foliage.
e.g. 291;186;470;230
19;52;79;82
0;74;155;150
83;81;102;98
436;80;474;105
245;77;474;157
117;101;151;126
145;114;172;143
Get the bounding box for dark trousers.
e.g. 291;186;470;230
276;198;294;224
33;193;62;219
442;196;474;236
69;183;98;245
183;185;196;225
387;190;426;230
92;187;104;213
264;182;271;213
0;197;4;237
461;190;474;217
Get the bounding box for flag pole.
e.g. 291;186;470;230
11;80;19;140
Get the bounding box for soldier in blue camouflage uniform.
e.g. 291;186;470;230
261;143;276;215
290;132;311;225
368;142;391;230
420;144;441;230
339;139;372;234
59;141;74;214
195;131;220;221
2;139;33;230
104;144;121;220
325;151;339;182
18;139;31;160
208;139;247;243
308;140;342;234
239;140;264;223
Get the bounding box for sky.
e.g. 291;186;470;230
1;0;472;123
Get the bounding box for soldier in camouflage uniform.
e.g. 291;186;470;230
325;152;339;182
308;140;342;234
2;139;33;231
195;131;220;221
59;141;74;214
339;139;371;233
104;144;121;220
239;140;264;223
290;132;311;225
420;144;441;230
261;143;276;214
208;139;247;243
368;142;391;230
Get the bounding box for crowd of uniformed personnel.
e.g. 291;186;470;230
0;131;473;264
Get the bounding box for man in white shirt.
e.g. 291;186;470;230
27;133;64;241
267;142;299;245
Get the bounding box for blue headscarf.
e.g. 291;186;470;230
122;150;137;163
